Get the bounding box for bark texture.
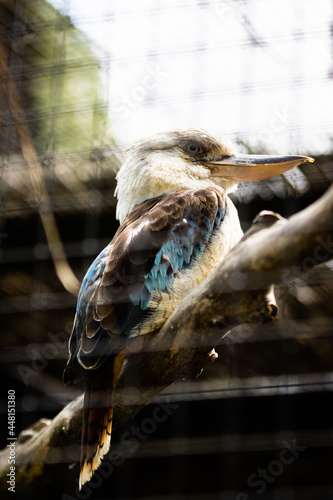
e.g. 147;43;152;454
1;184;333;494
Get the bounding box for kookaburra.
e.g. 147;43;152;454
63;129;313;488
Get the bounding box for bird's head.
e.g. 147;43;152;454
115;129;314;223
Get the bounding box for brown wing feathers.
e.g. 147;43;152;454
64;187;226;489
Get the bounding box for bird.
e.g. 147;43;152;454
63;129;313;488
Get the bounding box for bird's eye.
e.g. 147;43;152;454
186;142;202;154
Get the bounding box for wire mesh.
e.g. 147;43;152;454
0;1;333;499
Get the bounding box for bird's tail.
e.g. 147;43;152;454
79;360;117;490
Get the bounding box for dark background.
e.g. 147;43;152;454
1;1;333;499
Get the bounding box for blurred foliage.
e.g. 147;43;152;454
1;0;109;155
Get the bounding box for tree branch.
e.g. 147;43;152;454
0;39;80;296
1;184;333;493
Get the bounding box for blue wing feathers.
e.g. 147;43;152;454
142;198;227;306
78;193;226;326
64;188;228;380
79;246;109;301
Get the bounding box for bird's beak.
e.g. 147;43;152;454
208;154;314;182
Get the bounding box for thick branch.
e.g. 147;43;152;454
1;184;333;493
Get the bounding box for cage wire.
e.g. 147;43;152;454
0;0;333;499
